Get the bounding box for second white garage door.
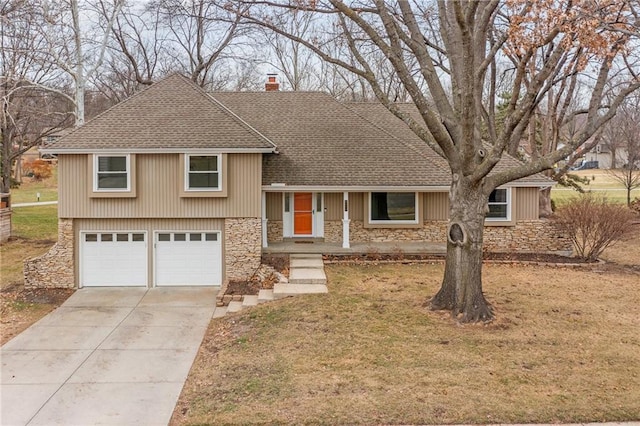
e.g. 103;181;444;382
155;231;222;286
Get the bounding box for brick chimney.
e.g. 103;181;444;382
265;73;279;91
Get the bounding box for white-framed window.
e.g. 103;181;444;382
94;155;130;191
369;192;418;224
486;188;511;221
185;154;221;191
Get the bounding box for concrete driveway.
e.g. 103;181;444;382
1;287;218;426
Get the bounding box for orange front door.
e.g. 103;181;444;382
294;192;313;235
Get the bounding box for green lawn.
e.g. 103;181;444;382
10;167;58;204
9;205;58;240
551;169;640;206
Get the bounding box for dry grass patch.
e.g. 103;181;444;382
172;263;640;425
600;222;640;267
1;236;71;345
0;201;70;346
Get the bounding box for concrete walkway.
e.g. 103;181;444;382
217;254;329;318
10;201;58;208
1;287;217;426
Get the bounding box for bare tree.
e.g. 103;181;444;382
605;97;640;205
1;0;74;194
32;0;124;126
148;0;252;89
260;10;320;90
600;116;626;169
609;166;640;206
238;1;640;322
92;0;165;103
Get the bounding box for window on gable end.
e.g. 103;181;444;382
94;155;130;191
186;155;221;191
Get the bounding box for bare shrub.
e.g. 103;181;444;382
24;159;53;181
553;194;636;261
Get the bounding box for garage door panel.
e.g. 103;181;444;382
81;232;147;287
155;232;221;286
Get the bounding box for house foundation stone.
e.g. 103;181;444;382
484;220;572;253
24;218;75;289
324;221;343;243
225;217;262;281
349;219;571;253
349;220;447;243
265;218;571;254
267;220;283;243
0;208;11;243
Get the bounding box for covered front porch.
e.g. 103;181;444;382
262;240;446;256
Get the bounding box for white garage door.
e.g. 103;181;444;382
80;232;147;287
155;231;222;286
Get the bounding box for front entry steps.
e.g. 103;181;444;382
211;254;328;318
274;253;328;296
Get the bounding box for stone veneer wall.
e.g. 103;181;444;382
349;220;447;243
483;220;572;253
0;209;11;243
346;219;571;253
267;220;283;243
24;218;75;289
265;218;571;254
324;221;343;243
225;218;262;281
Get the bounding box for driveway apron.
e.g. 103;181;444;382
1;287;217;426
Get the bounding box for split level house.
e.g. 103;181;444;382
25;74;570;289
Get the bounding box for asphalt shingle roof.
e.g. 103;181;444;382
46;74;276;151
47;74;550;187
212;92;453;187
346;102;552;186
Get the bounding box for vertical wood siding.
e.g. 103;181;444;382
265;192;282;220
424;192;449;220
348;192;364;221
515;187;539;220
59;154;261;218
324;193;343;221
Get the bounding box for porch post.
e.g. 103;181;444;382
261;191;268;248
342;191;350;249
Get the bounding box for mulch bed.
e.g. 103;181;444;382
324;252;596;265
483;252;592;264
261;254;289;274
224;280;261;296
0;286;75;305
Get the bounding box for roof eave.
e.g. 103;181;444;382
261;181;555;191
262;185;451;192
41;147;277;155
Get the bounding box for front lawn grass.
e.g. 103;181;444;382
2;204;58;291
9;205;58;240
10;168;58;204
172;262;640;425
1;202;63;344
551;169;640;206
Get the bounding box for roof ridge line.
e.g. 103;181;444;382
173;76;278;151
51;73;177;144
206;93;279;151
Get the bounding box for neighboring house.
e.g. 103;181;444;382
584;143;636;169
25;74;569;289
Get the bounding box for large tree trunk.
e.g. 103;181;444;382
539;186;553;217
430;178;494;323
